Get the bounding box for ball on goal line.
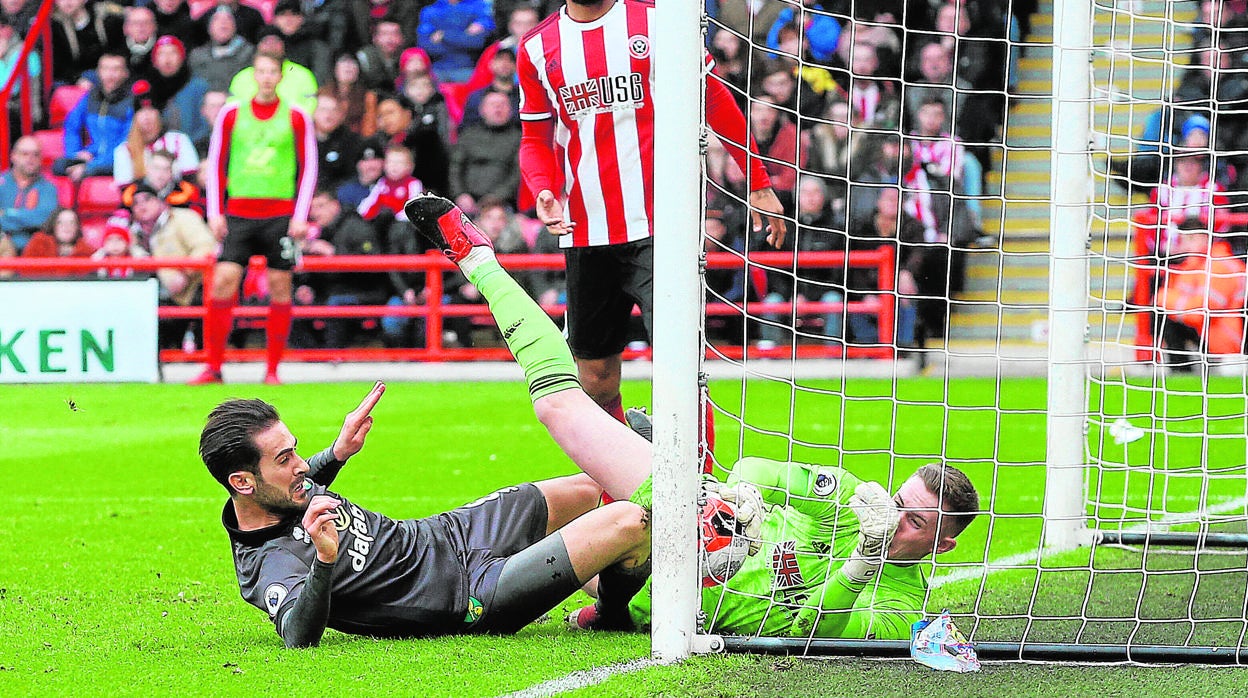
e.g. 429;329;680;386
699;495;750;588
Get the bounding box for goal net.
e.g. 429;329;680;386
649;0;1248;663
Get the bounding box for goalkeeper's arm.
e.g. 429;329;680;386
726;457;850;523
790;482;902;638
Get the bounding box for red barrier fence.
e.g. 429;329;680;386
0;248;897;364
1128;208;1248;361
0;0;54;162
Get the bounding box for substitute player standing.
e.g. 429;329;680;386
190;49;317;386
517;0;788;431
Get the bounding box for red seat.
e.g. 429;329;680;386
49;85;87;129
32;129;64;167
47;174;74;208
243;0;276;22
76;176;122;214
188;0;215;19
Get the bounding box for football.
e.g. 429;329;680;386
699;494;750;587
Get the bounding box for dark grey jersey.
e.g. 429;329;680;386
223;483;472;638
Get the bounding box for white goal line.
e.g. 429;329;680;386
931;494;1248;589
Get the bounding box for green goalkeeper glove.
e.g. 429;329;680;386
841;481;900;585
705;478;765;555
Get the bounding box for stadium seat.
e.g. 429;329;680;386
244;0;276;22
80;215;109;250
76;176;122;215
47;175;75;208
187;0;214;19
48;85;86;129
32;129;64;168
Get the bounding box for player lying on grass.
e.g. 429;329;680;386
570;438;980;640
200;194;688;647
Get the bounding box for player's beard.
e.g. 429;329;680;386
252;474;309;516
566;0;611;7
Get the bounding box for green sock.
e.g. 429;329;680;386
468;260;580;402
627;474;653;510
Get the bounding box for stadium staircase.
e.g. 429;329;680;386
949;0;1197;344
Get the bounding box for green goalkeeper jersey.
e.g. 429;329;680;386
628;457;927;640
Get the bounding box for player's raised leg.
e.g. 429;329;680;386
404;194;652;504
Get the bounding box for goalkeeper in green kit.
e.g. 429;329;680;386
571;448;979;640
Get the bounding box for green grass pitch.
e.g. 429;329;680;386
3;377;1248;696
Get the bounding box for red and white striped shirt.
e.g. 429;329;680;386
205;98;317;222
517;0;770;248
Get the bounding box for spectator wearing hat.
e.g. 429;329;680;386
273;0;332;85
120;5;158;83
194;49;317;385
121;150;202;212
337;137;385;209
1;136;60;258
229;32;319;115
127;181;217;347
151;0;205;51
188;6;255;92
195;0;264;44
356;18;405;92
92;212;149;279
416;0;494;84
113;81;199;188
313;92;363;190
149;35;212;147
55;53;132;182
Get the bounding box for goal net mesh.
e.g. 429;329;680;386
687;0;1248;656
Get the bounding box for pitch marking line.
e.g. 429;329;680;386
501;657;661;698
511;496;1248;696
931;495;1248;588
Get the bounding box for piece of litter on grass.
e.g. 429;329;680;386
911;610;980;673
1109;418;1145;445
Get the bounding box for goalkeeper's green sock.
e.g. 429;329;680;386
627;473;653;511
466;257;580;402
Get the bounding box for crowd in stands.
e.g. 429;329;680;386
1109;0;1248;369
1;0;1031;353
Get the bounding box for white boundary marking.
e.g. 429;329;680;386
508;496;1248;697
931;495;1248;588
500;658;661;698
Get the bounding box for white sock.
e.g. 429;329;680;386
458;246;496;278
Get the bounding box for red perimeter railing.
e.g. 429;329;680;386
0;0;54;162
0;248;897;363
1128;208;1248;361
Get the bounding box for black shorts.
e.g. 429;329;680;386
439;483;580;634
219;215;300;271
563;237;654;360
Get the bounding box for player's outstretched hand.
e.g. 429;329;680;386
303;495;341;564
332;381;385;461
749;187;788;249
847;481;900;560
536;189;575;236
